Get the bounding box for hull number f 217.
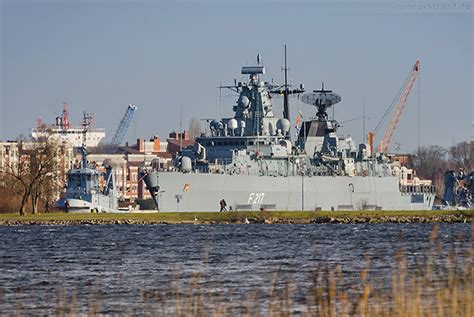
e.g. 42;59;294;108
248;193;265;205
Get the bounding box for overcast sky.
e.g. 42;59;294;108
1;0;472;152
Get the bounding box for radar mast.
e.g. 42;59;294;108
282;45;290;121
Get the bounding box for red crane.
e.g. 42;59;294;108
369;60;420;155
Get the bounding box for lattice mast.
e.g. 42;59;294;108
61;101;71;130
282;44;290;121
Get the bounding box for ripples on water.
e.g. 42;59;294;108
0;223;471;314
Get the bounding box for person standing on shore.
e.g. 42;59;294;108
219;198;227;212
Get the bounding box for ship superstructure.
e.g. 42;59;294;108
32;102;106;147
141;54;435;212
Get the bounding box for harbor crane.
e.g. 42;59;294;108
369;60;420;155
111;104;138;146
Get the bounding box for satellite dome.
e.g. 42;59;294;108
239;95;250;107
228;118;238;130
181;156;192;173
239;120;246;128
276;118;291;134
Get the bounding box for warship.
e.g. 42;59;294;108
58;113;119;213
442;170;473;209
141;53;436;212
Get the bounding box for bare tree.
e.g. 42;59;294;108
31;172;57;214
0;175;23;213
448;141;473;171
189;117;202;139
412;145;447;177
412;145;447;195
4;130;61;215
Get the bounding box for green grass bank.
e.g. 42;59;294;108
0;209;472;225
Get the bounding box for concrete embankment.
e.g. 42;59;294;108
0;214;471;226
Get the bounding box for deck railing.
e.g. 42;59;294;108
400;184;436;194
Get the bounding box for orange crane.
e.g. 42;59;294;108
369;60;420;155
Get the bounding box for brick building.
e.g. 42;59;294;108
0;140;74;198
1;131;192;205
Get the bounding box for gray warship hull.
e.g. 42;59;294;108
142;53;436;212
156;172;434;212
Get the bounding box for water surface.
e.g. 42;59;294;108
0;223;471;314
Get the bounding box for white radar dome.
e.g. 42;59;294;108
239;96;250;107
276;118;291;134
228;119;238;130
181;156;192;173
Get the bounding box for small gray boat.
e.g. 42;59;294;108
57;113;118;213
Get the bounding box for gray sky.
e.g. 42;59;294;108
1;0;472;152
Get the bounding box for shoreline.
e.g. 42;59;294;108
0;210;472;226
